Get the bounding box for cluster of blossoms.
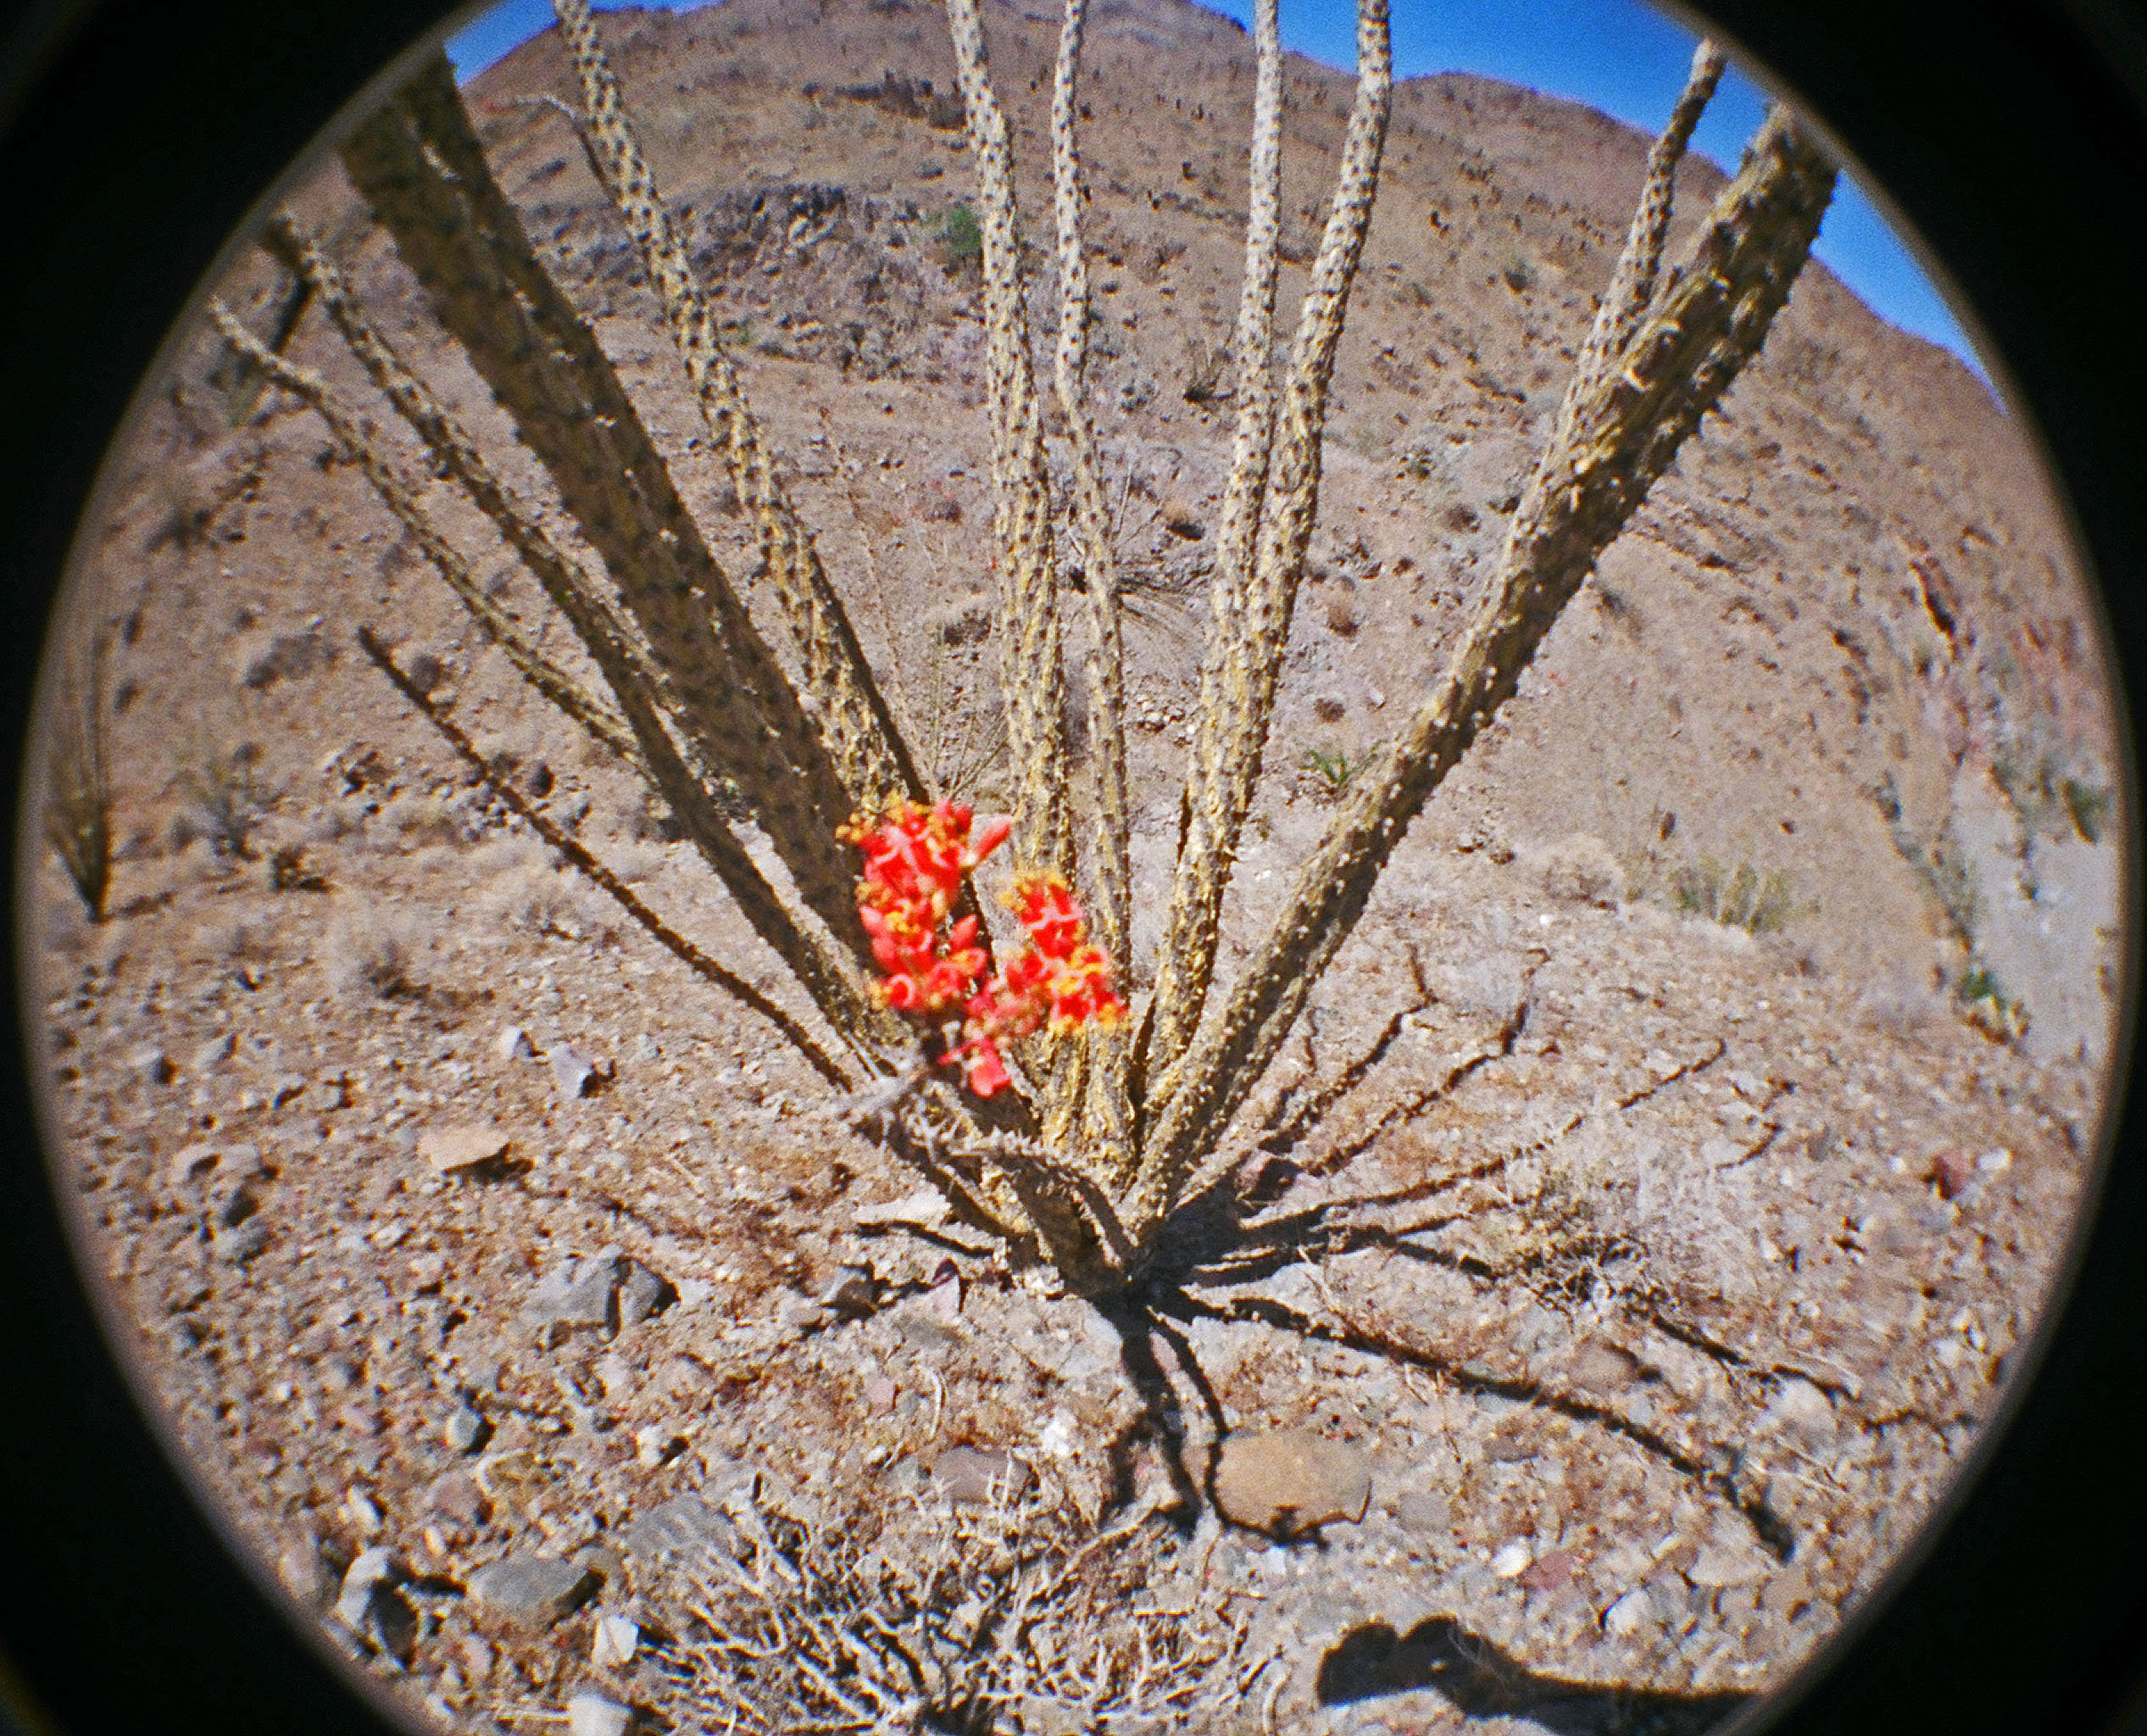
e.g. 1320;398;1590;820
842;800;1123;1097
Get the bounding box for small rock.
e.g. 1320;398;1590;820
1767;1377;1836;1439
214;1219;271;1264
634;1427;684;1469
618;1260;675;1328
1540;833;1623;906
592;1612;640;1668
446;1404;491;1454
1520;1549;1580;1593
1568;1338;1640;1392
277;1534;334;1608
1760;1562;1813;1617
1602;1588;1655;1637
623;1494;743;1606
1928;1150;1974;1199
1485;1422;1538;1462
1393;1488;1450;1535
1160;497;1204;538
192;1032;236;1072
852;1188;950;1228
551;1045;598;1100
129;1043;175;1086
1688;1544;1769;1589
1977;1148;2012;1173
928;1260;962;1321
931;1446;1033;1505
575;1542;626;1589
632;1033;661;1064
1211;1430;1371;1538
336;1546;396;1632
821;1265;879;1318
567;1692;631;1736
467;1555;596;1629
776;1291;826;1336
496;1026;536;1061
344;1488;383;1533
164;1143;226;1194
426;1470;489;1527
522;1253;622;1342
1490;1540;1534;1579
861;1371;898;1416
419;1125;512;1175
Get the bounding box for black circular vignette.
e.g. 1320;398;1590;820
3;3;2146;1734
1688;8;2147;1733
0;9;475;1736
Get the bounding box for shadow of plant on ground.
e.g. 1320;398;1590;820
1060;979;1803;1595
1316;1615;1752;1732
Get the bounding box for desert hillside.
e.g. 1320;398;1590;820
31;1;2128;1732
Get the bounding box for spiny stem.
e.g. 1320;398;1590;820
1143;109;1837;1203
551;0;927;813
1141;0;1392;1164
357;625;854;1089
1048;0;1135;1181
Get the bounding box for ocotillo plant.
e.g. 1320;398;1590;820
212;4;1833;1296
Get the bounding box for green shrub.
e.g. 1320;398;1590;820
938;202;982;272
1668;854;1797;935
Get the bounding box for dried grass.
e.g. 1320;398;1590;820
637;1480;1272;1734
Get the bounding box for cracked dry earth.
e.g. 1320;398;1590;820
27;0;2128;1730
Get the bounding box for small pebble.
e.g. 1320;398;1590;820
418;1125;511;1175
467;1555;596;1629
336;1546;394;1631
446;1404;489;1454
1603;1588;1654;1637
551;1045;598;1100
593;1612;640;1667
1490;1540;1534;1578
566;1691;631;1736
931;1446;1032;1505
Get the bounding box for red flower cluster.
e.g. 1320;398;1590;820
841;799;1010;1015
956;872;1126;1096
843;802;1123;1099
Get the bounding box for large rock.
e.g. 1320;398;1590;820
1212;1430;1371;1538
467;1555;596;1629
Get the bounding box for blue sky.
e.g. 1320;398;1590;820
445;0;1983;375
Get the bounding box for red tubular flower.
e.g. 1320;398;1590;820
844;810;1120;1099
842;800;1010;1016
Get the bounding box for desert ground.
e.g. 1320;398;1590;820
28;0;2127;1731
